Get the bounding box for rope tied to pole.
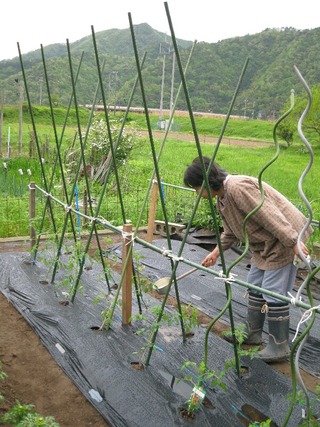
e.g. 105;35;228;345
161;248;183;262
215;270;238;284
122;230;135;246
292;304;320;342
288;291;303;307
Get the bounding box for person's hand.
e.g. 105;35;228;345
293;242;309;259
202;247;219;267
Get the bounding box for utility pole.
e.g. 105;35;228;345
16;79;24;156
159;43;174;130
169;51;175;119
0;90;4;157
108;71;118;113
39;78;43;105
159;53;165;125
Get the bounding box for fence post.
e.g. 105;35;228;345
29;181;36;251
121;223;133;326
146;180;159;242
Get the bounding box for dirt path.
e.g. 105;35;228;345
141;130;272;148
0;293;108;427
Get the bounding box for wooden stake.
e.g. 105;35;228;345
146;180;159;242
121;224;133;326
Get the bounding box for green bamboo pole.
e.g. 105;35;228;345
70;28;147;303
128;12;191;365
17;43;59;255
283;65;316;426
50;58;111;288
40;46;79;242
32;53;84;263
134;235;319;311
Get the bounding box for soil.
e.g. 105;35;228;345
0;293;108;427
143;131;273;148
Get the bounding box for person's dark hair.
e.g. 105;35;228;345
184;157;227;191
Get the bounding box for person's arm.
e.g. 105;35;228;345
202;246;220;267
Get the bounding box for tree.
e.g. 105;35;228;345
277;85;320;146
65;115;139;185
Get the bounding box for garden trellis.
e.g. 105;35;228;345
9;2;320;425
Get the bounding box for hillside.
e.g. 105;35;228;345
1;23;320;118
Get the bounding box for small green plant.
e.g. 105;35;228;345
1;362;59;426
0;361;8;404
95;291;123;331
288;386;320;426
130;307;177;365
176;304;200;335
39;240;91;298
222;323;260;364
182;360;228;393
132;250;153;296
130;299;200;366
179;324;260;419
186;384;206;416
248;419;272;427
1;400;60;426
179;360;227;418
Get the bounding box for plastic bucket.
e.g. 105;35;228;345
153;277;171;295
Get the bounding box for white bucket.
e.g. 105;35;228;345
152;267;198;295
153;277;171;295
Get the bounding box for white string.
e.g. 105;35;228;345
215;271;238;284
31;184;106;226
171;255;184;262
288;291;302;306
122;231;135;246
161;248;172;257
243;290;249;299
160;248;183;262
292;304;320;342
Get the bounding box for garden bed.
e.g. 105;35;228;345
0;234;319;426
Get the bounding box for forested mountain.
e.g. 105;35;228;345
1;23;319;119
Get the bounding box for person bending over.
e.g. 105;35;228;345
184;156;312;362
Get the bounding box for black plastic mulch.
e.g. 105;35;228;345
0;243;317;426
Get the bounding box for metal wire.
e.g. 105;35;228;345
282;65;317;426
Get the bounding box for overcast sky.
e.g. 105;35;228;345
1;0;319;61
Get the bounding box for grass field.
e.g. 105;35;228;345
0;107;319;247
